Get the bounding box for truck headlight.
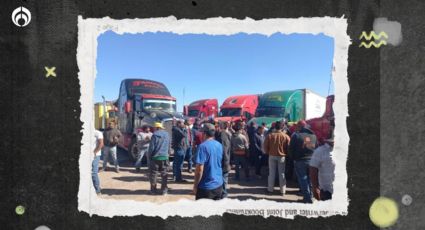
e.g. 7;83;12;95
150;112;157;118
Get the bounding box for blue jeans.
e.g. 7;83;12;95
135;147;149;169
173;148;185;181
92;155;101;193
234;155;249;179
185;146;193;170
222;171;229;198
255;153;267;176
294;159;313;203
103;146;119;170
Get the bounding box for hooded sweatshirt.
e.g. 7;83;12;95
230;131;249;156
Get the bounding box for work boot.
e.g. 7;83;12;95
150;185;158;195
280;188;286;196
161;187;168;196
265;189;274;194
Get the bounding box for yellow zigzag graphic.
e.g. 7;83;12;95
359;40;387;48
359;31;388;40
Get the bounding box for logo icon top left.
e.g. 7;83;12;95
12;6;31;27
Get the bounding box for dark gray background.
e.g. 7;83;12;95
0;0;422;229
380;1;425;230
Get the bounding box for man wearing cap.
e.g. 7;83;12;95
309;137;335;201
193;123;224;200
148;122;171;195
289;120;318;203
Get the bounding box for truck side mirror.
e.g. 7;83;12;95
125;101;132;113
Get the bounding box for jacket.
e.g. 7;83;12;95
220;130;232;172
184;126;194;147
230;131;249;156
148;129;171;159
263;130;290;157
288;127;317;160
103;127;122;147
253;132;265;155
172;126;187;150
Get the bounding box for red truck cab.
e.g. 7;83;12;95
289;95;334;145
216;95;259;123
183;99;218;120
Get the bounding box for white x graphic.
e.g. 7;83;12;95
45;66;56;78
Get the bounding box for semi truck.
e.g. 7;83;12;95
303;95;335;144
115;78;184;161
249;89;326;127
183;98;219;120
216;94;259;123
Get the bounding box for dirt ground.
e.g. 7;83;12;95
97;149;303;203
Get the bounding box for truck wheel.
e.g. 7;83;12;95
128;138;138;162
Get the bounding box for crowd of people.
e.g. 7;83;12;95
91;118;335;203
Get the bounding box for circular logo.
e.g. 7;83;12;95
402;194;413;206
15;205;25;215
12;6;31;27
369;197;399;228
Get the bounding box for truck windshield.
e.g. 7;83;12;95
188;110;199;117
219;108;241;117
255;107;285;117
142;99;176;112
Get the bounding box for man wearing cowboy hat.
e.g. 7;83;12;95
148;122;171;195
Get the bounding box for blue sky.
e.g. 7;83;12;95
95;31;334;111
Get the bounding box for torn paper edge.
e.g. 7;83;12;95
77;16;351;219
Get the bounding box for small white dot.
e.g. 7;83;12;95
34;226;50;230
402;194;412;206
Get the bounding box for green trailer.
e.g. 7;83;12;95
249;89;326;128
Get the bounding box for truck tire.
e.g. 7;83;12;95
128;137;138;162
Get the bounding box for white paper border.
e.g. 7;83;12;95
77;16;351;219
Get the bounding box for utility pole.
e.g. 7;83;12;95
101;95;106;129
183;87;186;113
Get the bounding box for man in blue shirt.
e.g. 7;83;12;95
193;123;224;200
